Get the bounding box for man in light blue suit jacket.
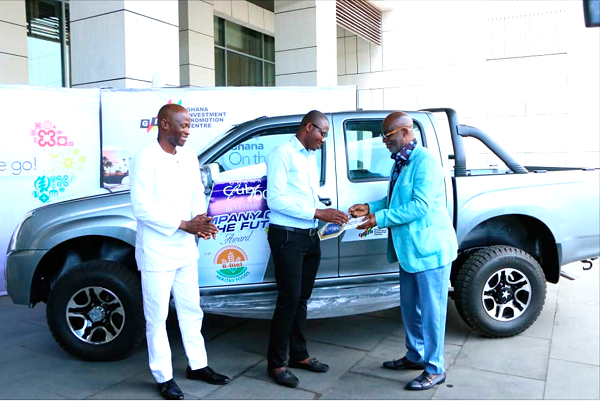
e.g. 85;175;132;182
349;111;457;391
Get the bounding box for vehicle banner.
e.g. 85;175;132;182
197;176;271;286
0;85;101;295
99;86;357;190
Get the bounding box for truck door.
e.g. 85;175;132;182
331;114;397;276
199;121;338;286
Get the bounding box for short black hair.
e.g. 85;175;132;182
301;110;327;127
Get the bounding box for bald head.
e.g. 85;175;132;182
383;111;413;133
157;104;188;131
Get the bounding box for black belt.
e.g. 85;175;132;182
270;224;318;236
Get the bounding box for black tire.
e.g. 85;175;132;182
47;260;145;361
454;246;546;337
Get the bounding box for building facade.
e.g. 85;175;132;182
1;0;598;167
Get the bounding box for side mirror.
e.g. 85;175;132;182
583;0;600;27
200;163;221;195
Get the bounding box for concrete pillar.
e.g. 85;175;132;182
0;0;28;84
274;0;337;86
69;1;180;88
179;0;215;87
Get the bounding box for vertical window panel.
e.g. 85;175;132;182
227;52;262;86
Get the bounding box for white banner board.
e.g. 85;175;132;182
0;85;101;295
100;86;357;189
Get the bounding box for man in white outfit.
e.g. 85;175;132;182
130;104;230;400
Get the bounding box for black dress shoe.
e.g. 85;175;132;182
382;356;425;370
289;357;329;373
405;371;446;390
268;367;299;388
186;366;230;385
157;378;184;400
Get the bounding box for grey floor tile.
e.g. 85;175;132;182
0;347;86;388
86;373;164;400
522;288;558;340
368;334;407;361
313;313;404;336
350;355;424;383
173;336;264;380
445;302;472;346
244;341;366;394
456;335;550;380
0;303;47;326
206;375;316;399
434;365;545;399
550;302;599;366
557;262;599;305
217;318;271;356
305;318;388;351
320;371;436;400
365;307;402;320
544;358;600;400
201;313;248;341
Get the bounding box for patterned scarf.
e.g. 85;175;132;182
389;138;418;193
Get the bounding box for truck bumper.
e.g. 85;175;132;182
5;250;47;305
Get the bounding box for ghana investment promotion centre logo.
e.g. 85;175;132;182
213;245;250;283
139;99;227;133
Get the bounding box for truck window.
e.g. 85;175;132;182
344;120;422;181
212;125;323;179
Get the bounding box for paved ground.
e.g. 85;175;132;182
0;261;598;400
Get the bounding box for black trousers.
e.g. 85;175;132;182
267;226;321;369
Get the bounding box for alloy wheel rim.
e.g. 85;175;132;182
481;268;531;322
65;286;125;344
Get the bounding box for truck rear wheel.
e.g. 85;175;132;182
47;260;145;361
454;246;546;337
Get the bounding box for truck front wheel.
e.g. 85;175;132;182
47;260;145;361
454;246;546;337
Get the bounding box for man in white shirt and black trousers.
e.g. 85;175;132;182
130;104;230;400
265;110;349;388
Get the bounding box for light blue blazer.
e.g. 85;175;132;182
368;144;458;273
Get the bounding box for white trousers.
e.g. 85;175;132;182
141;262;208;383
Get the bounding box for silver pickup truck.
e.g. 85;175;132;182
5;108;599;361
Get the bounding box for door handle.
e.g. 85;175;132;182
318;196;332;206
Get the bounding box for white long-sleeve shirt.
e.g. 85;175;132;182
266;136;322;229
130;141;206;271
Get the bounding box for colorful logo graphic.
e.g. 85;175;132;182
359;227;374;238
213;245;250;283
139;99;182;133
28;121;85;203
30;120;74;148
32;174;75;203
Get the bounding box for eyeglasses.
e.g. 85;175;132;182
311;122;328;138
379;125;412;139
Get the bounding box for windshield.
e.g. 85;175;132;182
198;125;238;159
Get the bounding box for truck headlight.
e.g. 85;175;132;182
7;210;34;253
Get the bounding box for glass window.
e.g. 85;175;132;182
214;47;225;86
225;19;262;58
214;16;225;47
344;120;423;181
264;63;275;87
212;126;323;180
26;0;70;87
227;52;262;86
214;16;275;87
264;35;274;62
